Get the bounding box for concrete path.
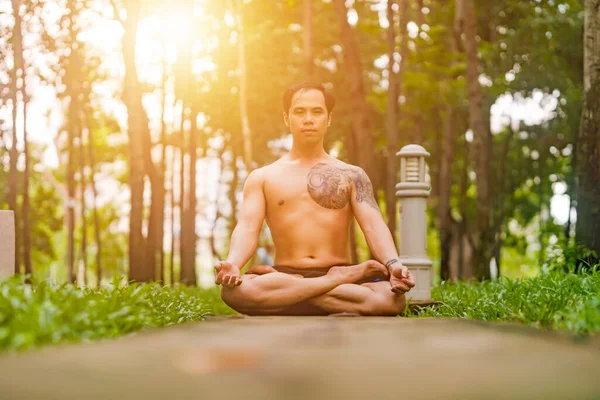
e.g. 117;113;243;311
0;316;599;400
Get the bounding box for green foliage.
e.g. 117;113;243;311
0;276;235;352
1;0;589;284
408;269;600;335
543;241;600;274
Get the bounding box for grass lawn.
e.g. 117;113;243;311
0;277;236;352
0;269;598;352
408;269;600;335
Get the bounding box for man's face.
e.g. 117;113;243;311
283;89;332;143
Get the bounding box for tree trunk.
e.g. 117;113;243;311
180;107;198;286
416;0;423;27
304;0;314;80
211;148;226;261
143;123;161;283
462;0;492;280
385;0;398;243
9;0;23;274
439;107;455;281
170;144;177;284
492;128;515;278
122;0;151;282
346;127;360;264
158;49;168;282
78;122;87;286
458;139;473;279
232;0;253;168
333;0;378;192
143;46;170;286
65;0;79;283
396;0;409;103
565;133;577;240
229;150;239;226
66;118;76;283
538;152;546;265
409;0;425;145
439;1;463;281
22;91;31;276
576;0;600;255
178;111;186;282
140;79;163;283
86;115;102;286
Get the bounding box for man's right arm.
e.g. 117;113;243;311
224;168;266;270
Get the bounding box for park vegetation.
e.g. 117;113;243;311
0;251;598;352
0;0;598;345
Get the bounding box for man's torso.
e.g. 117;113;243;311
260;157;361;269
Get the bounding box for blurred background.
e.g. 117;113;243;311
0;0;594;287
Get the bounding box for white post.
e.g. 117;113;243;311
0;211;15;279
396;145;432;302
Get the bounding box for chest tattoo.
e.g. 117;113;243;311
306;163;379;210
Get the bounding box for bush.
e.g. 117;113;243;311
543;242;599;274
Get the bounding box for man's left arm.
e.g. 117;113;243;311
348;167;415;293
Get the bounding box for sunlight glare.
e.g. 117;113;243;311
224;11;235;27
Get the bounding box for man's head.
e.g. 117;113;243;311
282;82;336;144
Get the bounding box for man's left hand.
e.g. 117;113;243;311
389;264;416;293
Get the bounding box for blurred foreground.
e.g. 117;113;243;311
0;316;598;399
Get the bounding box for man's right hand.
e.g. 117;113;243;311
214;261;242;288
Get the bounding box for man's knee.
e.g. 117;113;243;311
220;275;265;312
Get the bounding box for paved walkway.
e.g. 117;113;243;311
0;316;599;399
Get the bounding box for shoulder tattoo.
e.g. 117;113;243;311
352;167;379;210
307;163;379;210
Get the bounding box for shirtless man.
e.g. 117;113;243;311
214;82;416;316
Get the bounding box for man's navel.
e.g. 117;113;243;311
278;200;284;206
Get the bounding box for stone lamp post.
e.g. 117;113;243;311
396;145;433;302
0;211;15;279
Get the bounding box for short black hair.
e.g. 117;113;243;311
282;82;336;115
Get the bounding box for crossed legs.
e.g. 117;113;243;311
220;261;407;316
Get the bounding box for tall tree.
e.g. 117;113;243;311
158;43;168;282
576;0;600;255
332;0;378;191
462;0;492;279
439;0;463;281
9;0;24;273
174;0;197;285
178;129;186;281
116;0;154;282
230;0;253;168
304;0;314;80
17;0;31;276
85;113;102;286
120;0;146;281
416;0;423;26
78;122;87;286
22;90;31;276
170;144;177;284
180;105;198;285
385;0;398;241
65;0;81;283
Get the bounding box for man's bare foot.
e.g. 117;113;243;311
327;260;388;283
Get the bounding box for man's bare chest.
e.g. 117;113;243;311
264;162;360;211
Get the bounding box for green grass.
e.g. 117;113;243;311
0;276;236;352
2;266;599;353
407;269;600;335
